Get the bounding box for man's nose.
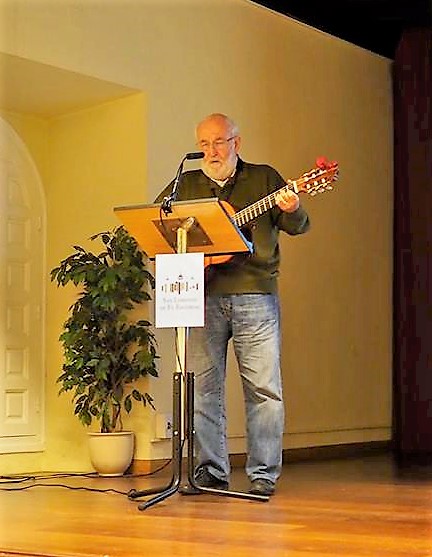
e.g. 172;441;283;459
208;143;219;155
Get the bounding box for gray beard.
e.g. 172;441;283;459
201;157;237;182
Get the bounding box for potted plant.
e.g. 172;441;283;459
51;225;158;475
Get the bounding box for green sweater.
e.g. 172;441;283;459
155;159;310;295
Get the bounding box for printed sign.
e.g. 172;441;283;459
155;253;204;328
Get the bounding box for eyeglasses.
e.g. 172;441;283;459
197;136;236;151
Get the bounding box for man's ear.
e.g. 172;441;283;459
234;135;241;153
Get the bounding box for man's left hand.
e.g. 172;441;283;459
275;189;300;213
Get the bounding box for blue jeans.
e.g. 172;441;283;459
188;294;284;484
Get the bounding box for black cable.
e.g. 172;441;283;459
0;475;35;484
158;206;177;253
0;455;174;496
0;482;130;495
130;455;173;477
1;471;97;481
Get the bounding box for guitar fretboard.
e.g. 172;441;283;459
233;182;296;227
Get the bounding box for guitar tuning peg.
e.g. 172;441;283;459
315;156;328;169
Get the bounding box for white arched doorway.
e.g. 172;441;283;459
0;116;45;453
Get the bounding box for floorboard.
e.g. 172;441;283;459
1;452;432;557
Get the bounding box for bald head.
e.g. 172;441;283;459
195;113;241;181
195;113;239;139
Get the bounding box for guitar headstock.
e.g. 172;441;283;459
296;157;339;196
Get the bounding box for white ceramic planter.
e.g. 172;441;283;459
87;431;134;476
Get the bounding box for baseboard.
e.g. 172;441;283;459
132;440;392;474
283;440;392;462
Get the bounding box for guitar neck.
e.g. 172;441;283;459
233;182;296;228
231;162;339;227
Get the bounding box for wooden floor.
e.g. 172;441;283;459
1;452;432;557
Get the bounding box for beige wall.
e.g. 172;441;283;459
0;0;393;471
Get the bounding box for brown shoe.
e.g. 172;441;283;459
180;468;229;495
194;468;229;489
249;478;275;496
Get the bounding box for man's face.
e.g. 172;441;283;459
196;117;241;181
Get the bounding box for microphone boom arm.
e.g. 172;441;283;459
161;151;204;215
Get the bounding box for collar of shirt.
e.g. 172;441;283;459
211;167;237;188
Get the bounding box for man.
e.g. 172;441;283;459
155;113;310;496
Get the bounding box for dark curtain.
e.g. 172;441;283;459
393;27;432;459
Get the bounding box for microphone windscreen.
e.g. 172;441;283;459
185;151;204;160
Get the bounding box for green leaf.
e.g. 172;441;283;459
132;389;142;401
124;395;132;413
145;393;156;410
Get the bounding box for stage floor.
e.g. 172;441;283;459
1;452;432;557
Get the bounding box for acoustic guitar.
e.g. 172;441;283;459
205;159;339;267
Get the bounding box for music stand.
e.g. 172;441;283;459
114;198;270;509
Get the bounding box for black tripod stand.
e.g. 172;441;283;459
128;366;269;509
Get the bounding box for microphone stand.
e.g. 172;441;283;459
161;151;204;215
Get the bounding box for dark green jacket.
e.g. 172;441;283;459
155;159;310;295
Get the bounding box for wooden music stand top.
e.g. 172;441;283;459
114;197;252;259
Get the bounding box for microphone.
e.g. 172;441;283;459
161;152;204;214
185;151;204;160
